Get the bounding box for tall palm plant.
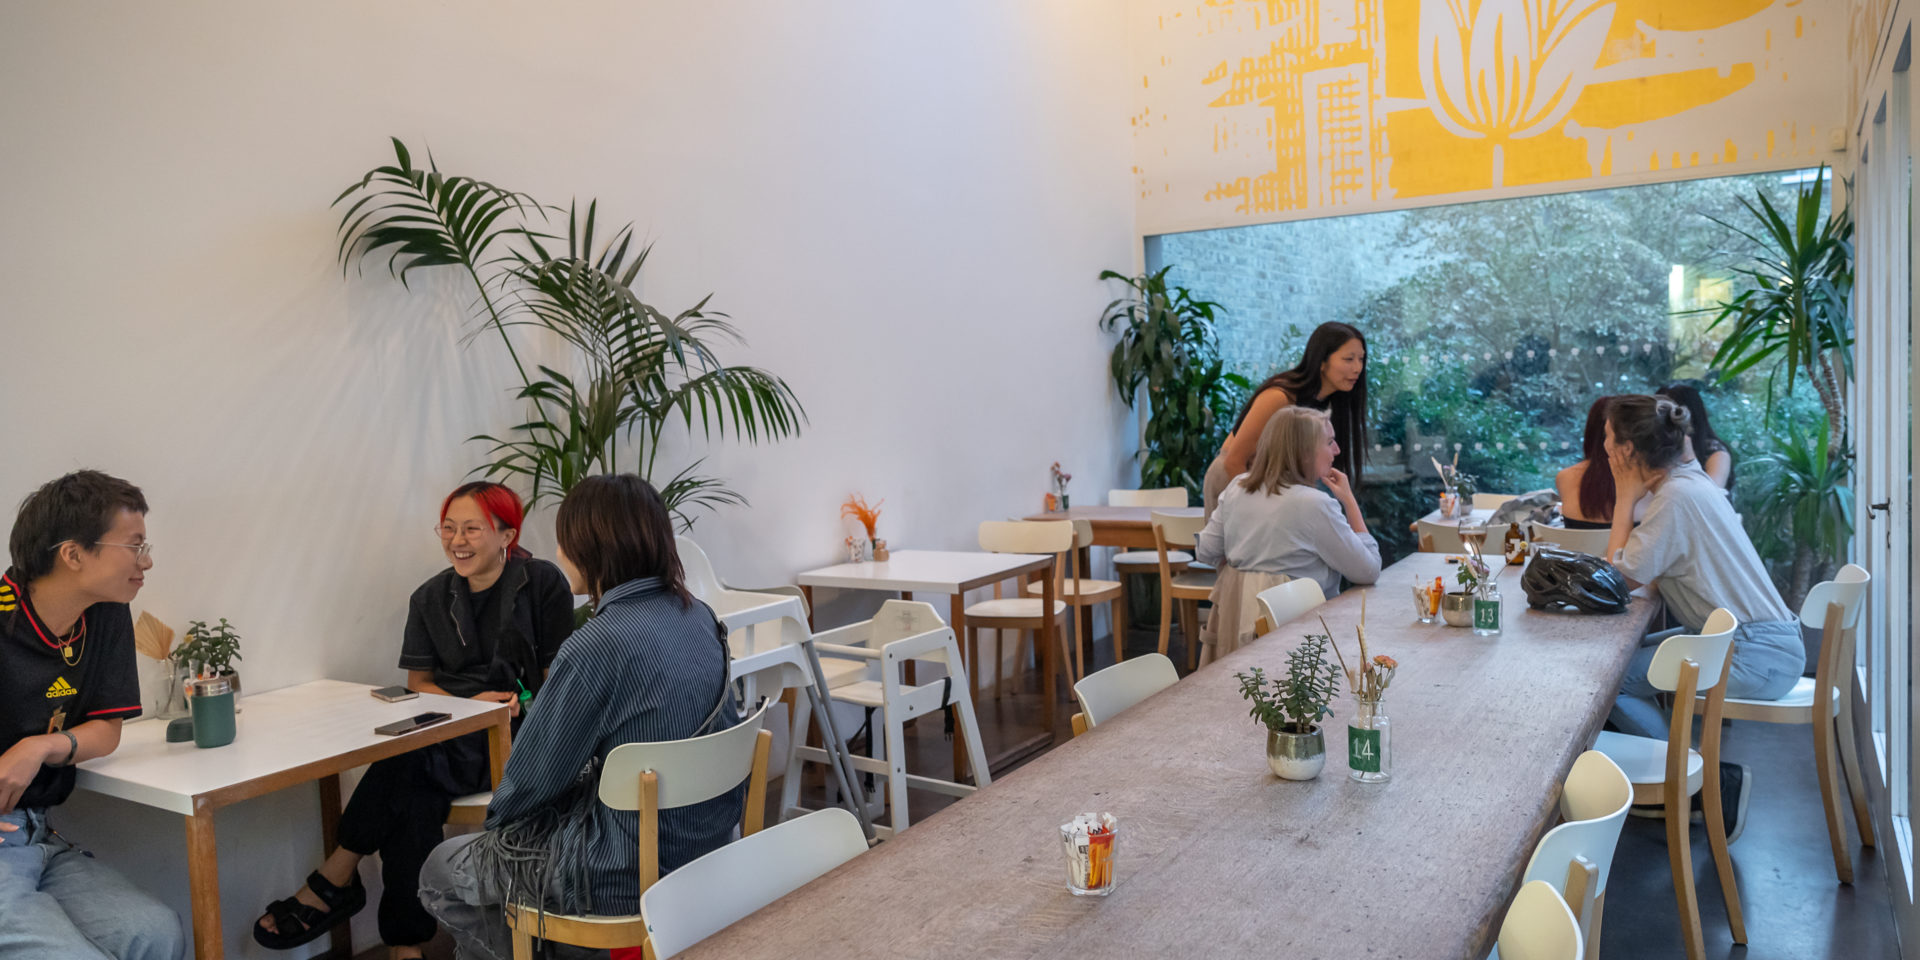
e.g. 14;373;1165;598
1701;165;1854;452
333;139;804;524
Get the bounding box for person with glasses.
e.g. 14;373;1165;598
255;482;573;959
0;469;184;960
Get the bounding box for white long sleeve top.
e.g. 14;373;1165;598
1196;476;1382;597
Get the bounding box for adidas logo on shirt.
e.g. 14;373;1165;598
45;677;77;699
0;582;15;612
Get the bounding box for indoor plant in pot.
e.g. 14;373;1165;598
1443;558;1489;627
173;618;243;695
1234;632;1342;781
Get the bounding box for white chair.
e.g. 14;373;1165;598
789;600;990;840
1109;488;1192;637
1251;578;1327;635
1592;609;1744;960
640;807;868;958
1528;522;1612;557
1022;518;1123;681
1152;511;1214;670
1710;565;1874;883
1495;881;1584;960
1417;518;1513;553
1516;751;1631;960
1070;653;1178;736
505;701;775;958
965;521;1074;701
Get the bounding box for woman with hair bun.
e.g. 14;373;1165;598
1603;395;1800;835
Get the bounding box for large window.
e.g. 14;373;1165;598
1149;170;1827;578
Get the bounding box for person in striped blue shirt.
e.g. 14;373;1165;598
418;474;743;960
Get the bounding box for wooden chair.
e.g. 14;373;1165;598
1495;881;1584;960
1707;564;1874;883
1020;518;1123;681
505;701;775;960
1070;653;1178;736
639;808;869;959
1250;578;1326;636
793;600;990;839
965;521;1073;700
1528;522;1612;558
1151;511;1213;671
1108;488;1192;638
1516;751;1631;960
1591;609;1743;960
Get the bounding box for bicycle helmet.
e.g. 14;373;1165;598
1522;546;1632;614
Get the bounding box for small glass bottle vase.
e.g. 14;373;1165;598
1347;698;1391;783
1473;583;1503;637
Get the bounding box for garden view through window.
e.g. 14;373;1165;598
1147;168;1832;581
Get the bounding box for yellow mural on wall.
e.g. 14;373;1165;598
1135;0;1844;234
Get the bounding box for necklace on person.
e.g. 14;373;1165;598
3;572;87;666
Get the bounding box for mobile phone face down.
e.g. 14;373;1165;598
371;685;418;702
374;711;452;736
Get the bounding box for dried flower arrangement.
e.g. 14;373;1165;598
1320;592;1397;702
840;493;883;541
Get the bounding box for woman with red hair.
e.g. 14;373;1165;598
254;481;574;959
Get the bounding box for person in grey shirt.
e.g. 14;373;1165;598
418;474;742;960
1196;406;1380;654
1602;395;1800;836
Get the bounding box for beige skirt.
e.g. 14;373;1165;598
1199;565;1291;665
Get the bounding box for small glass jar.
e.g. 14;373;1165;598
1473;583;1503;637
1348;698;1391;783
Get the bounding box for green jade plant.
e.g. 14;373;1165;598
1234;632;1343;736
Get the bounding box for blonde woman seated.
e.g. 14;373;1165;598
1195;406;1381;661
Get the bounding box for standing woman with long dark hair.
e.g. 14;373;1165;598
1204;321;1369;515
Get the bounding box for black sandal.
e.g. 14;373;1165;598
252;870;366;950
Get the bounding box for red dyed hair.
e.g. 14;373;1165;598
440;481;531;559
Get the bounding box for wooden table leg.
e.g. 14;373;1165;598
487;712;512;788
1040;563;1057;733
950;592;970;785
799;584;816;630
318;775;351;958
184;803;222;960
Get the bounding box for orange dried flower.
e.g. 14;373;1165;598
840;493;883;539
1373;654;1397;669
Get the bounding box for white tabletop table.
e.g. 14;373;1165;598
76;679;511;960
797;550;1059;768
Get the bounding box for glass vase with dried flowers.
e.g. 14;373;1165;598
841;493;883;562
1323;596;1397;783
1049;462;1073;510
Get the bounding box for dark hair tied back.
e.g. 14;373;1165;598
1605;394;1690;472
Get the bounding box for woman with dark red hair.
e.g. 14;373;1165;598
254;481;574;959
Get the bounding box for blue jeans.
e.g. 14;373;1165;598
0;808;184;960
1610;619;1805;740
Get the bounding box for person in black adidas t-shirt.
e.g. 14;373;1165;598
0;470;183;959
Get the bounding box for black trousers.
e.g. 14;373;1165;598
334;730;491;946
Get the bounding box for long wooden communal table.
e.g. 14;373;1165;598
677;553;1659;960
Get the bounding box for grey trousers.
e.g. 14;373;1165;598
417;834;602;960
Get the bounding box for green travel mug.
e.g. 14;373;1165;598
188;676;237;748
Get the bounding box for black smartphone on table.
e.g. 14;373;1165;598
375;712;452;736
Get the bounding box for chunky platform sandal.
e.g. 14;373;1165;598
252;870;366;950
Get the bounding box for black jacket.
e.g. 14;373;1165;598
397;555;575;699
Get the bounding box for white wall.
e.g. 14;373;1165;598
0;2;1139;954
